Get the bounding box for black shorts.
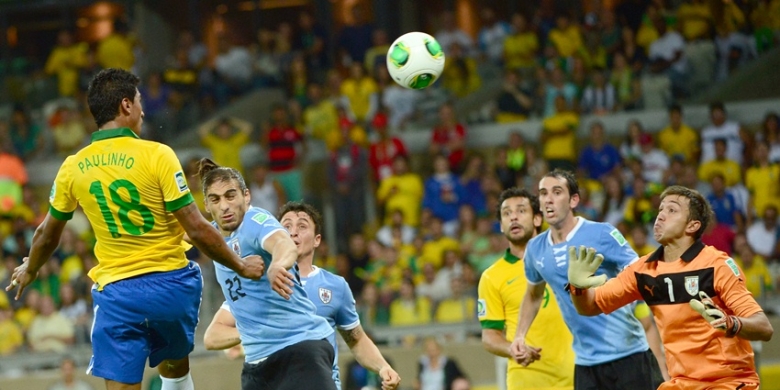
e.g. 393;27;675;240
241;339;336;390
574;349;664;390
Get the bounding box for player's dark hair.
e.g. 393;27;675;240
277;201;323;236
87;68;140;128
544;168;580;197
197;158;247;194
496;187;542;233
660;185;713;240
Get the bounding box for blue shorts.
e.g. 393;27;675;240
87;261;203;384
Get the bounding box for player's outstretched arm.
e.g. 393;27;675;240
204;306;241;350
174;203;264;279
510;281;547;366
5;213;67;300
339;325;401;390
262;230;298;299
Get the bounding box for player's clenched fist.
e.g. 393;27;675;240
379;366;401;390
267;263;295;300
239;255;265;279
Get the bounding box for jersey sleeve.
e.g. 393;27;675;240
49;156;77;220
220;301;231;313
524;243;544;285
716;256;763;318
594;261;642;315
155;144;194;212
335;277;360;331
477;272;505;330
601;224;640;274
248;210;287;251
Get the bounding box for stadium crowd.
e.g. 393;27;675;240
1;0;780;359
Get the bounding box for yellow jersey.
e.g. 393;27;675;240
49;128;194;290
478;250;574;390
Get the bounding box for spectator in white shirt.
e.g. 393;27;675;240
648;16;689;98
214;36;253;105
638;133;670;184
746;205;780;260
477;8;511;64
700;101;749;165
580;68;616;115
436;11;475;56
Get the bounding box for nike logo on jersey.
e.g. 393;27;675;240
507;277;519;285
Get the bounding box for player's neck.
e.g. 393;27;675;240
508;242;527;260
100;119;132;132
662;237;695;262
297;254;315;276
550;215;578;244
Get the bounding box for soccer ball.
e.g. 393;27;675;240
386;32;445;90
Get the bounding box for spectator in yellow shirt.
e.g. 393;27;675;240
698;138;742;187
198;116;252;174
628;224;655;256
303;83;339;143
657;104;699;163
389;278;431;326
677;0;714;41
734;234;773;298
44;30;88;97
503;13;539;71
434;276;476;323
420;217;460;269
377;155;424;227
548;13;584;58
746;141;780;218
340;62;378;124
541;95;579;172
0;307;23;355
97;19;135;71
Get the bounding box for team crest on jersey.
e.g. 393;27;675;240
174;171;188;193
685;276;699;296
477;299;486;317
230;239;241;256
318;287;332;304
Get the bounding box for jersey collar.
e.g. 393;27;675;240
503;249;521;264
645;240;705;263
91;127;139;143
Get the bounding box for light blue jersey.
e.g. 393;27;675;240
524;217;648;366
301;266;360;389
213;207;333;363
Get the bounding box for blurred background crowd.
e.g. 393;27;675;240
1;0;780;376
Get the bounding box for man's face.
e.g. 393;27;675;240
538;176;578;228
500;196;540;245
129;90;144;135
653;195;694;244
205;179;250;233
281;211;321;259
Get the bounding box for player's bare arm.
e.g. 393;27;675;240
338;324;401;390
262;229;298;299
204;307;241;350
638;314;670;381
173;202;264;279
481;328;511;358
6;213;68;299
510;281;546;366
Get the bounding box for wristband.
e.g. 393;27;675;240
725;316;742;338
565;283;586;296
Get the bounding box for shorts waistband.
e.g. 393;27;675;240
246;356;269;365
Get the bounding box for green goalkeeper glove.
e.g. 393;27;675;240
567;245;607;289
689;291;742;338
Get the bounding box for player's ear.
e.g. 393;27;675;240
120;97;133;115
569;193;580;209
533;213;542;229
243;188;251;206
313;234;322;248
685;219;701;236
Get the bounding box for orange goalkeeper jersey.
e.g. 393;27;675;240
594;241;761;384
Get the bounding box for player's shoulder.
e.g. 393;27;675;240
699;244;733;265
245;206;275;223
527;231;549;251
